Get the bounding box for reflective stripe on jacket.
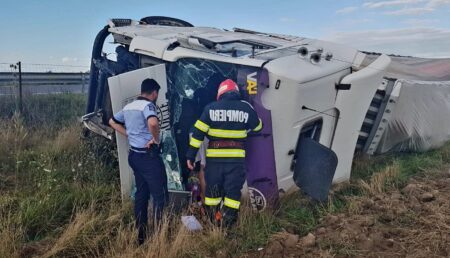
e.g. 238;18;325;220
186;94;262;162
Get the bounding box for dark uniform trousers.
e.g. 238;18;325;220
128;148;168;243
187;93;263;227
204;161;246;226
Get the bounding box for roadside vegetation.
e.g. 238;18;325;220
0;94;449;257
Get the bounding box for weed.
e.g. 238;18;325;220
231;208;280;252
1;94;450;257
359;161;401;195
0;93;86;130
0;213;23;258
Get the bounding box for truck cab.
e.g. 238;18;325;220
83;16;392;210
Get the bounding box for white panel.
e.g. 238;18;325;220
331;55;391;182
162;46;265;67
130;36;172;59
261;70;348;192
108;64;167;199
352;52;368;70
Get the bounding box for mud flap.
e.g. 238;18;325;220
293;137;338;202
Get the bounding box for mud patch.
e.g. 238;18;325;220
245;171;450;258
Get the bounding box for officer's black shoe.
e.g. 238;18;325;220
137;226;147;245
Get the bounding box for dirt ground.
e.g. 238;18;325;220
245;170;450;258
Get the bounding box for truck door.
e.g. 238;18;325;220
332;55;391;182
108;64;182;199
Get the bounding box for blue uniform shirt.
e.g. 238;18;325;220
112;96;158;148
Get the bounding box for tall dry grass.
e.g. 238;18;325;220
41;202;134;258
0;94;121;257
359;161;401;195
39;203;250;258
0;213;23;258
2;93;450;257
0;115;251;258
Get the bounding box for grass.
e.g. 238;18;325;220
0;94;122;255
1;93;450;257
0;93;86;130
359;161;401;195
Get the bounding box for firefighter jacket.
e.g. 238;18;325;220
186;94;263;163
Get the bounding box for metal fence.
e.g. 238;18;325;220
0;72;90;96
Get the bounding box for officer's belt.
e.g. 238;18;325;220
130;146;160;154
208;140;244;149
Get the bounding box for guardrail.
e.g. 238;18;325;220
0;72;90;95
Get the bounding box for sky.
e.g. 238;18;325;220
0;0;449;72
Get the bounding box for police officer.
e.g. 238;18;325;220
109;78;168;244
186;79;263;227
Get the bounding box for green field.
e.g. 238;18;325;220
1;94;449;257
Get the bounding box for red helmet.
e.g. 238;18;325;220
217;79;239;100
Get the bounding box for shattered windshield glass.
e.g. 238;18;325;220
130;130;183;194
167;58;237;124
161;130;184;191
166;58;240;186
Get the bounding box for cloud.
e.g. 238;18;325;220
362;0;450;15
402;18;438;26
336;6;358;14
364;0;426;9
325;27;450;57
427;0;450;8
329;27;450;43
385;7;434;15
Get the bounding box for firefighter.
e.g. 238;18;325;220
186;79;263;227
109;78;168;245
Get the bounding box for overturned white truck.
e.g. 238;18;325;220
83;16;450;210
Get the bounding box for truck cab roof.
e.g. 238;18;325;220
107;18;362;83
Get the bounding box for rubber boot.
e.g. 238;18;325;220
205;205;221;226
221;207;238;228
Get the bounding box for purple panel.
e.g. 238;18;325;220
237;68;278;211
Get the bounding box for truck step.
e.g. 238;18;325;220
355;87;390;152
358;131;369;138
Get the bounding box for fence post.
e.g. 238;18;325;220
17;61;23;114
81;72;85;94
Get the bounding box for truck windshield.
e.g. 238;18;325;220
167;58;238;124
166;58;262;185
